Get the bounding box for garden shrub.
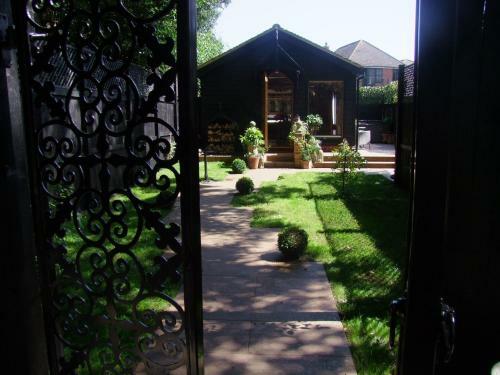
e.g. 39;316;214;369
236;177;254;195
359;81;398;105
304;114;323;133
231;158;247;174
334;139;366;196
278;227;308;260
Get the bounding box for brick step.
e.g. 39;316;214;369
264;161;296;168
265;153;294;162
314;161;395;169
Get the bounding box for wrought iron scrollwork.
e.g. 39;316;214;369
26;0;186;372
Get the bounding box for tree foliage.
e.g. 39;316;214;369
333;139;366;196
195;0;229;64
359;81;398;105
197;31;224;65
156;0;229;64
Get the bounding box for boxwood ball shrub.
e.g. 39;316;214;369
231;158;247;174
278;227;308;260
236;177;254;195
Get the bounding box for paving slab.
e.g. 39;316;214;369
249;321;351;357
204;353;357;375
200;169;356;374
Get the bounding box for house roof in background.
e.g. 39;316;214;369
335;40;403;68
199;24;363;74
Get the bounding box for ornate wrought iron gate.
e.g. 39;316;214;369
10;0;202;373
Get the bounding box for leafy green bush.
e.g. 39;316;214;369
278;227;308;260
289;117;322;162
240;121;264;156
288;118;308;143
231;158;247;174
236;177;254;195
304;114;323;133
333;139;366;196
300;134;322;162
359;81;398;105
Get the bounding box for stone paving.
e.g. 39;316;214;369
199;168;367;374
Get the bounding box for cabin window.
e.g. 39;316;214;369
332;93;337;126
308;81;344;136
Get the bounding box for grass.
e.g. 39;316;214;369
232;172;409;375
197;161;232;181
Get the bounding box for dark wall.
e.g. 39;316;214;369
394;98;414;189
199;30;359;151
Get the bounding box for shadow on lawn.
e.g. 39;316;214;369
311;173;410;269
233;184;308;207
308;173;410;372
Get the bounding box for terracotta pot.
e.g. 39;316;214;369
301;160;312;169
248;156;260;169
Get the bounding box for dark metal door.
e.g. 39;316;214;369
396;0;500;374
7;0;203;373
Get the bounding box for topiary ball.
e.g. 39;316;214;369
231;158;247;174
236;177;254;195
278;227;308;260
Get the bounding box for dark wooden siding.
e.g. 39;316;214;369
199;30;360;152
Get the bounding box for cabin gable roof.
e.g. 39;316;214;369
198;25;363;76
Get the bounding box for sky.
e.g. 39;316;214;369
214;0;416;61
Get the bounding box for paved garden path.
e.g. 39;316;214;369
200;169;358;375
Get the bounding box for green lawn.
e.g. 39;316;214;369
197;161;232;181
232;172;409;375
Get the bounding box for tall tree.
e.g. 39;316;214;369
195;0;230;64
151;0;229;64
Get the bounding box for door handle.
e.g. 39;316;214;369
389;296;456;363
389;296;407;349
439;299;456;363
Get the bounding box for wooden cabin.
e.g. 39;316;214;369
198;24;363;154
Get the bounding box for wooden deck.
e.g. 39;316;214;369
200;144;396;169
265;144;395;169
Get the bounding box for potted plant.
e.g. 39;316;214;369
289;117;308;168
304;114;323;135
300;147;313;169
288;117;308;145
240;121;265;169
300;137;321;169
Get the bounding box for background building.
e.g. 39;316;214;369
336;40;402;86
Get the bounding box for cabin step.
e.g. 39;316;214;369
314;161;395;169
268;147;293;154
264;161;296;168
323;155;395;162
265;153;294;162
